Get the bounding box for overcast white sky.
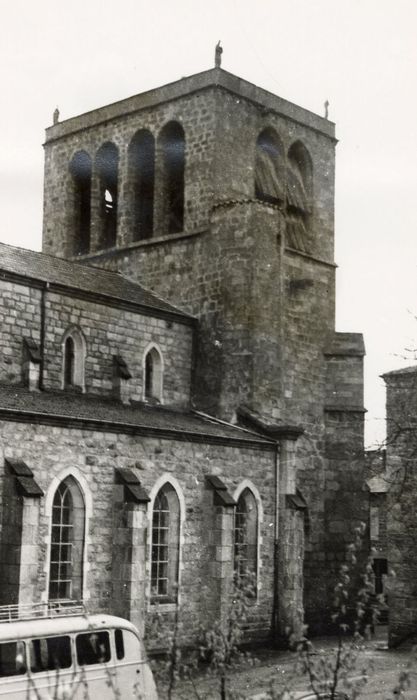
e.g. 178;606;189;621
1;0;416;446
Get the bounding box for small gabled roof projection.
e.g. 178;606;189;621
5;458;43;497
115;468;150;503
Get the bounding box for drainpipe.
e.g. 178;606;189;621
273;440;280;643
39;282;49;390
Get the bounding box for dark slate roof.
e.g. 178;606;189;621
0;241;193;323
0;385;274;449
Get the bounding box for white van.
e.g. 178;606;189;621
0;602;158;699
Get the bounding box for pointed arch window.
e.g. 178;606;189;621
143;345;163;403
151;483;180;602
234;488;258;588
62;328;86;392
49;476;85;600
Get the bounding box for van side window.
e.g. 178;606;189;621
114;629;125;660
119;629;142;661
0;641;26;676
76;631;111;666
30;636;72;672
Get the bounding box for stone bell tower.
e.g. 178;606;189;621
42;63;366;631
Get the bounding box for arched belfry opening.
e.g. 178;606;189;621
159;122;185;235
286;140;313;252
96;142;119;249
254;128;285;205
128;130;155;241
69;150;92;256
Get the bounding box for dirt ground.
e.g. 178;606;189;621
162;627;417;699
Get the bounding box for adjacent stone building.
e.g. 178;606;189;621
365;449;389;622
0;64;366;645
383;366;417;646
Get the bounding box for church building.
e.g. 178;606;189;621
0;60;366;645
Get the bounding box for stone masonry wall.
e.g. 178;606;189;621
0;419;279;645
212;88;335;262
0;276;193;409
42;81;335;263
278;503;305;636
40;71;339;416
74;206;365;633
43;291;192;407
0;281;41;385
319;341;367;631
384;369;417;646
0;462;24;604
80;208;337;421
323;410;367;628
277;250;338;630
43;89;218;258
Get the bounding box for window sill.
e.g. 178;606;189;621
62;384;84;394
149;599;178;612
143;396;161;406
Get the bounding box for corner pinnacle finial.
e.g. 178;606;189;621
53;107;60;125
215;41;223;68
324;100;329;119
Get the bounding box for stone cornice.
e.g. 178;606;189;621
45;68;336;144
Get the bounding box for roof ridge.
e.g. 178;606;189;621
0;239;135;279
192;409;275;441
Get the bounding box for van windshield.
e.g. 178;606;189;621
0;641;26;677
